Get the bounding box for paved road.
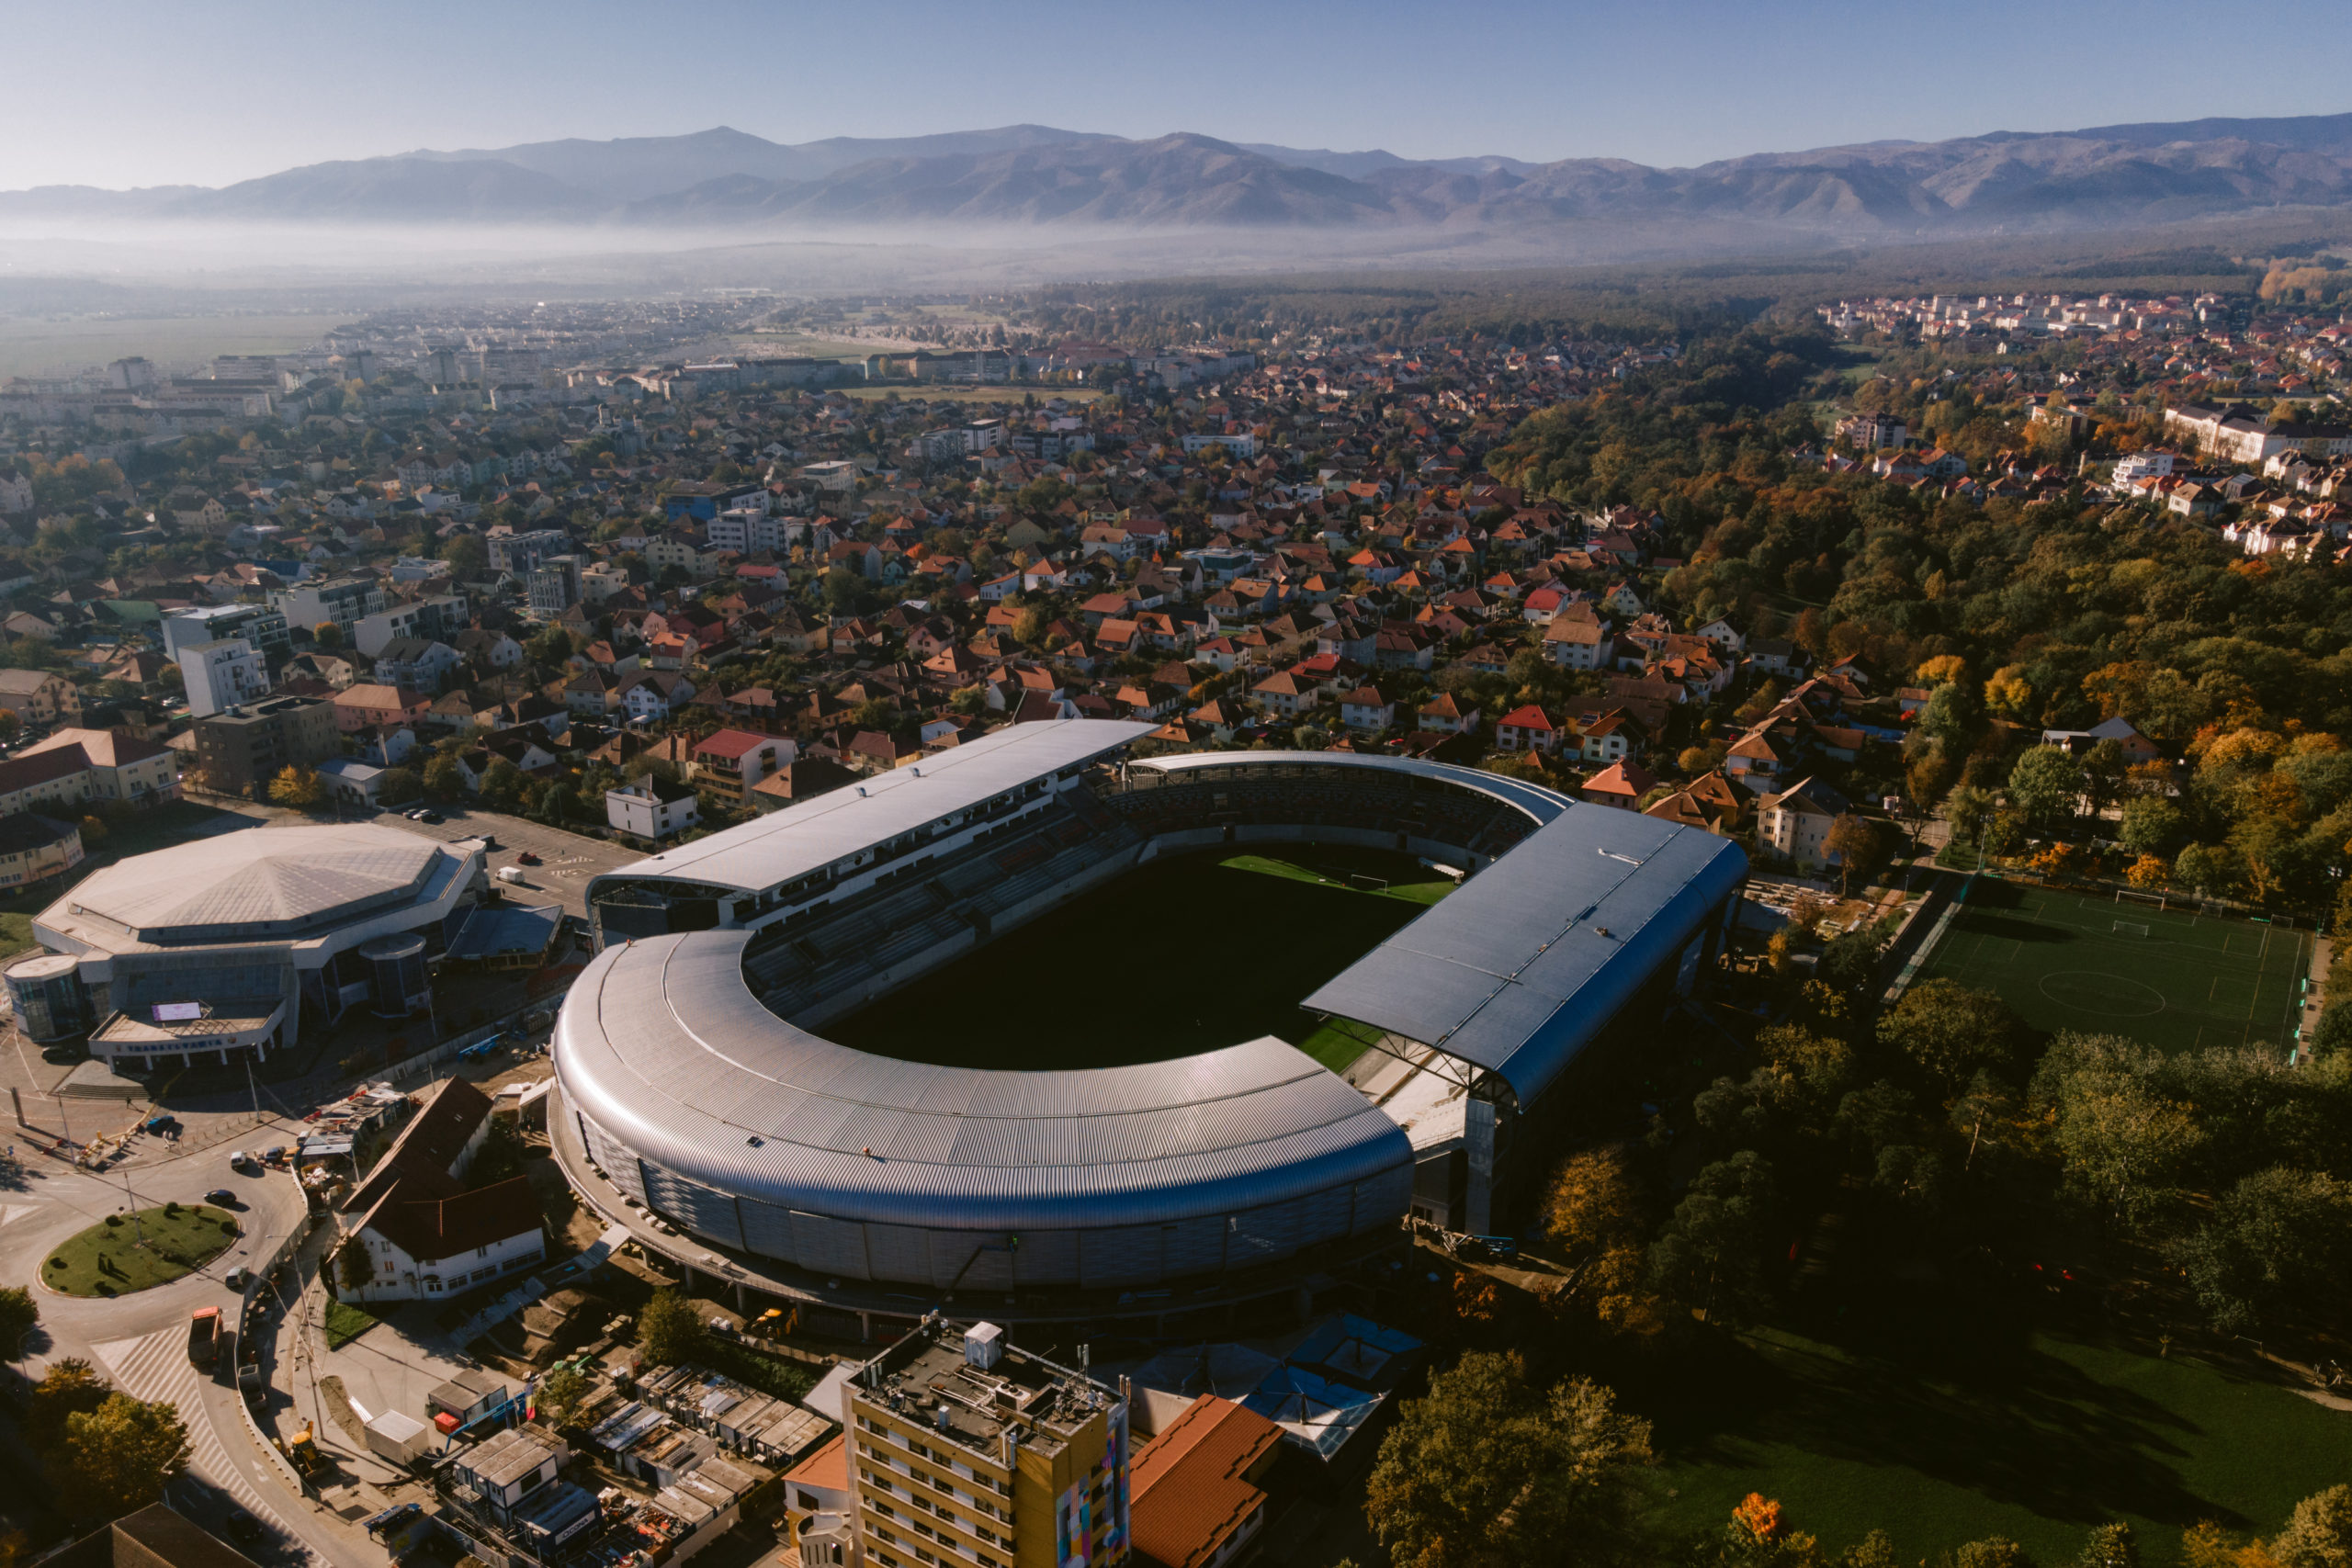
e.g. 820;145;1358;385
2;1132;353;1566
375;805;641;920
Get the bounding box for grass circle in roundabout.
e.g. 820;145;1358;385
40;1203;240;1297
2036;970;2166;1019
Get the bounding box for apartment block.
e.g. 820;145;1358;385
354;592;470;657
488;527;575;575
845;1318;1130;1568
176;637;271;718
271;576;386;638
163;602;292;662
191;694;340;796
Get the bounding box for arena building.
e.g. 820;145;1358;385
18;824;484;1066
554;720;1745;1337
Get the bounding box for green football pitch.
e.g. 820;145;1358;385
1916;878;2312;1054
828;847;1453;1073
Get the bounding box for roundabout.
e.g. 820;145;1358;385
40;1202;241;1297
2035;970;2167;1019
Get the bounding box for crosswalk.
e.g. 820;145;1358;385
93;1328;314;1561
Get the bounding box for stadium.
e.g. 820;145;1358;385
552;719;1747;1335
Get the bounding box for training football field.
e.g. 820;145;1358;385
1916;878;2312;1055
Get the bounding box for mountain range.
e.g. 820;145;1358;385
6;114;2352;233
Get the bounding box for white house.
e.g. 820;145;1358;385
341;1077;546;1304
606;778;699;840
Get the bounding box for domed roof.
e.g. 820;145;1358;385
64;824;453;943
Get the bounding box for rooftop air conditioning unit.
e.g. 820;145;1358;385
965;1321;1005;1371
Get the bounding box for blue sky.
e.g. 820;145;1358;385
6;0;2349;189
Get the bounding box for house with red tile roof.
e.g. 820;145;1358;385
1129;1394;1284;1568
1581;759;1658;810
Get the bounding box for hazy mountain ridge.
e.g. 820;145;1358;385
6;112;2351;232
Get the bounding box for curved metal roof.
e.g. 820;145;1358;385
1303;807;1748;1104
554;929;1414;1232
1128;750;1575;824
594;718;1157;899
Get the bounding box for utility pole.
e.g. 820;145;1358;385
121;1160;144;1248
244;1048;262;1127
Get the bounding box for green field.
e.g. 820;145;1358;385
324;1299;382;1350
1916;879;2310;1054
1649;1326;2352;1565
41;1204;239;1296
0;314;345;380
829;848;1452;1071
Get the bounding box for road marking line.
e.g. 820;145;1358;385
95;1329;311;1556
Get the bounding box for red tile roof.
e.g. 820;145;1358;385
1129;1395;1282;1568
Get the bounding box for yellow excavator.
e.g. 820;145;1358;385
279;1422;328;1479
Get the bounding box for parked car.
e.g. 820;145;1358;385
227;1151;254;1170
419;810;445;824
516;851;541;865
221;1509;264;1546
204;1188;237;1205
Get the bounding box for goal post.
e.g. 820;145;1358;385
2113;920;2149;938
2115;888;2167;911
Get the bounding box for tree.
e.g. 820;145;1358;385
637;1287;707;1367
1363;1350;1654;1568
538;1364;594;1427
1878;979;2023;1089
2075;1521;2140;1568
1951;1541;2031;1568
479;759;526;810
379;766;424;807
2312;1002;2352;1059
1543;1145;1647;1258
267;764;323;809
526;625;574;668
2118;796;2182;858
2175;1167;2352;1334
2008;745;2083;829
0;1286;36;1362
444;535;489;581
25;1359;110;1454
312;621;344;651
537;783;580;826
1822;815;1885;897
57;1393;188;1517
2080;739;2130;815
0;711;19;743
2032;1033;2203;1232
1648;1151;1780;1323
78;813;107;845
2175;842;2240;897
1947;783;1998;844
2272;1485;2352;1568
424;754;466;801
2126;854;2168;890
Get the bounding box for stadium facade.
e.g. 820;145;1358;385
554;720;1746;1331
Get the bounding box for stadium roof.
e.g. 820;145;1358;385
554;928;1411;1231
1129;750;1573;824
1302;807;1747;1105
52;824;458;945
597;719;1156;897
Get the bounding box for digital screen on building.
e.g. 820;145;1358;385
152;1002;203;1022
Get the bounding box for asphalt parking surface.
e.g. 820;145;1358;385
375;807;643;919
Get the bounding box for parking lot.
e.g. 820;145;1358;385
376;807;643;919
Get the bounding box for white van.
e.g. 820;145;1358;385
496;867;526;885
